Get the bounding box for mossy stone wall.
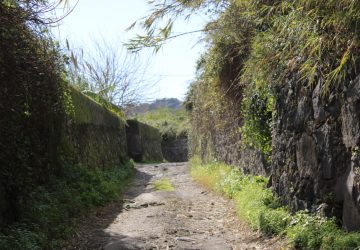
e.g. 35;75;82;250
61;88;128;170
126;120;163;162
1;84;128;226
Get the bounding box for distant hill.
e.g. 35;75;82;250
148;98;182;111
126;98;183;116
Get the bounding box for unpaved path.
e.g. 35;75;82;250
67;163;284;250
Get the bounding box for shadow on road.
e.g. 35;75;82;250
65;166;154;250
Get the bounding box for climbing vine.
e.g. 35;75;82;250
240;84;273;159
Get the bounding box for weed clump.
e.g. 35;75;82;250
153;178;175;191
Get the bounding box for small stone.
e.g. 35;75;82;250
175;237;195;242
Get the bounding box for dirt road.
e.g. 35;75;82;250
68;163;284;250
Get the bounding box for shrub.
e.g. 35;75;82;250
259;208;289;235
287;212;360;250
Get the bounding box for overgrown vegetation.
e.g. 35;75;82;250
240;84;273;159
0;161;134;250
153;178;175;191
127;0;360;243
134;108;188;138
190;157;360;249
182;1;274;162
185;75;245;162
129;0;360;162
1;0;69;227
130;0;360;92
1;1;134;249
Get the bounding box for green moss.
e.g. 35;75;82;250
82;91;126;121
69;86;124;126
60;87;128;169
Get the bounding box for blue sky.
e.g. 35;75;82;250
52;0;207;101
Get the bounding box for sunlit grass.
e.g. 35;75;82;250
153;178;175;191
190;159;225;189
189;156;360;249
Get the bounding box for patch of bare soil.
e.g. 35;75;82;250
65;163;286;250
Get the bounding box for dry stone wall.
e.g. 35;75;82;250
271;75;360;231
161;135;188;162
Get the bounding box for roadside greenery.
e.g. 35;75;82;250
134;108;189;138
0;161;134;250
131;0;360;163
190;157;360;249
1;2;134;250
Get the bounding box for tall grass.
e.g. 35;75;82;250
190;157;360;249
